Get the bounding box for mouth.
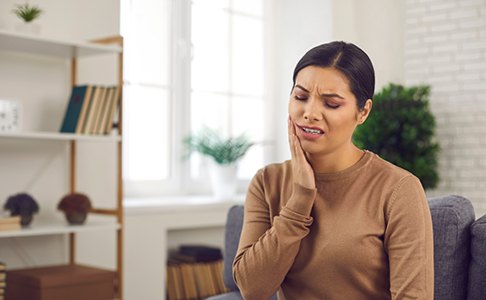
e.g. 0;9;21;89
297;124;325;138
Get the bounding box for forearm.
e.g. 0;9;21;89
233;184;315;300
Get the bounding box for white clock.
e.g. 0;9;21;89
0;100;21;132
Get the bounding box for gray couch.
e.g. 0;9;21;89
208;195;486;300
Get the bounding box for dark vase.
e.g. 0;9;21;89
19;213;33;227
64;211;87;225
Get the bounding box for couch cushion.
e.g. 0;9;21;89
205;291;244;300
468;214;486;300
223;205;244;292
428;195;475;300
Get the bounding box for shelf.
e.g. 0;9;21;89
0;29;122;59
0;219;120;238
0;131;121;142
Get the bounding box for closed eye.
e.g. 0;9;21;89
294;95;307;101
326;103;340;109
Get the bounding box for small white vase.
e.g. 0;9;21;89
15;22;41;35
209;163;238;200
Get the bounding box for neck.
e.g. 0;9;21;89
307;144;364;173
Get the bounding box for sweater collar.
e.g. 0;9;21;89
314;150;373;181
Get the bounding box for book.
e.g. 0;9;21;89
75;85;94;134
0;222;21;231
210;260;228;294
0;216;20;224
167;248;226;299
0;216;21;231
170;263;185;300
96;86;114;134
178;245;223;262
79;86;99;134
104;85;121;135
166;264;178;300
89;87;107;134
179;263;198;299
192;263;210;298
83;86;104;134
60;85;90;133
92;87;111;134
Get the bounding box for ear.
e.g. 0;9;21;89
357;99;372;125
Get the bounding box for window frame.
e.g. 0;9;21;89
122;0;275;198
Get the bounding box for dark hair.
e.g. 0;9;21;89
292;41;375;110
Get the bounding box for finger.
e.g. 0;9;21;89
293;134;306;162
289;120;303;156
288;117;296;158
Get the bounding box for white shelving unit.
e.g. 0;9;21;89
0;131;122;142
0;29;121;58
0;29;124;299
0;219;120;239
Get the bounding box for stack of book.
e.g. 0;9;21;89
60;85;121;135
167;245;229;300
0;216;21;232
0;262;5;300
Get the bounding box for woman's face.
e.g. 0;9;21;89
288;66;371;156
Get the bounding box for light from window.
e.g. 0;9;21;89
190;0;265;180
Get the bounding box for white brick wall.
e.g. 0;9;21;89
404;0;486;216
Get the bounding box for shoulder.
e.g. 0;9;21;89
365;151;418;187
247;161;293;198
364;152;426;208
252;160;292;182
365;153;427;217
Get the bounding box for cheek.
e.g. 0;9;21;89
288;99;295;117
327;112;359;131
288;100;299;117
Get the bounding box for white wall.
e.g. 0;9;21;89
271;0;405;162
332;0;405;91
0;0;120;271
270;0;333;163
403;0;486;216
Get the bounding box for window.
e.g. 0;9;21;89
121;0;267;197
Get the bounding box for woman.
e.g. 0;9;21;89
233;41;434;300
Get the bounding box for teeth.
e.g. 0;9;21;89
303;127;322;134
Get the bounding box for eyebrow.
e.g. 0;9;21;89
294;84;345;99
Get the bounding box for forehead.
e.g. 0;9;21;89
294;66;351;94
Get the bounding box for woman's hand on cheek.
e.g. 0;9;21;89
288;117;316;190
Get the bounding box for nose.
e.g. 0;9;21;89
303;97;323;122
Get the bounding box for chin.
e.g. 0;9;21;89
300;141;325;155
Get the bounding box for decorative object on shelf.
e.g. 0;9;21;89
0;100;21;132
12;2;43;34
57;193;92;225
353;83;440;189
3;193;39;227
184;127;253;200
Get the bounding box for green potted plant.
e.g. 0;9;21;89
184;128;254;199
12;3;43;34
4;193;39;227
353;83;440;189
57;193;92;225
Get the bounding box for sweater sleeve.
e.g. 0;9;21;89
384;175;434;300
233;169;316;300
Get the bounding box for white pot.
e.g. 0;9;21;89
15;22;41;35
209;163;238;200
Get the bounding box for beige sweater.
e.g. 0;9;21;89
233;151;434;300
